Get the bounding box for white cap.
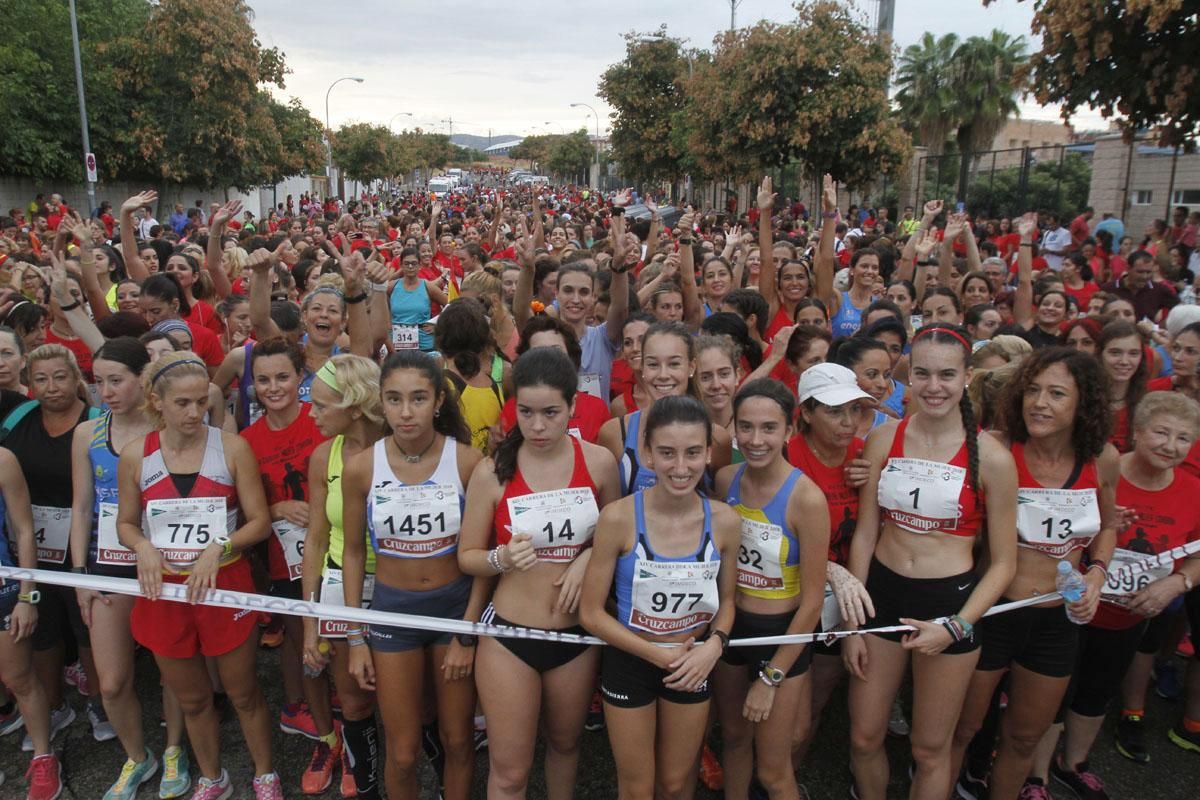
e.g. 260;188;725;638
797;363;874;406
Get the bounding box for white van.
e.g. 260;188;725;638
428;178;453;198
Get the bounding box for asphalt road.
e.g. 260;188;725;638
0;644;1196;799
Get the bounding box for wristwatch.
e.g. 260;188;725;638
18;590;40;605
455;633;478;647
759;663;785;687
212;536;233;559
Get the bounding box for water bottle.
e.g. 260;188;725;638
1056;560;1088;625
303;640;331;678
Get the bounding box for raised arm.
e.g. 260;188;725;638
676;214;705;330
531;194;546;252
1014;212;1037;330
72;218;112;322
756;176;780;311
205;200;240;300
119;191;157;282
340;248;373;357
605;211;632;348
247;246;284;340
364;256;392;354
425;202;443;244
813;174;840;310
48;251;105;353
513;217;537;329
940;212;968;290
485;197;503;252
897;199;943;283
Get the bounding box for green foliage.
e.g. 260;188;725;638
683;2;910;188
546;131;594;179
964;152;1092;220
996;0;1200;149
599;29;691;185
331;123;397;184
509;135;554;166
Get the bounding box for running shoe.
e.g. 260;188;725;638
25;753;61;800
699;743;724;791
253;772;284;800
158;746;191;799
1115;713;1150;763
339;746;356;798
63;661;90;697
330;689;342;716
1178;635;1195;659
584;690;605;731
422;721;445;787
1050;758;1109;800
89;701;117;742
189;770;231;800
260;616;284;649
0;705;24;737
280;702;319;739
954;766;987;800
887;698;910;737
1017;779;1051;800
1154;660;1182;700
103;750;159;800
301;739;341;795
1168;722;1200;753
22;703;76;752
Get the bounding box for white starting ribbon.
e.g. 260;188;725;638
1;541;1195;648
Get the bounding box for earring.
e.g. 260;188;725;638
435;408;441;418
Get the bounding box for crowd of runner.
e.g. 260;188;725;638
0;175;1196;800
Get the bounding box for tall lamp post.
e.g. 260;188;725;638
68;0;96;214
325;76;364;196
389;111;414;132
570;102;601;188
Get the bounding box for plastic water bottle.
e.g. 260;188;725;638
1056;560;1088;624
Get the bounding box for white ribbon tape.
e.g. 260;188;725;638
1;542;1192;648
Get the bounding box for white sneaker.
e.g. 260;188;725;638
89;702;117;742
22;702;76;752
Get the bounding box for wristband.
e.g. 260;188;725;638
344;292;368;305
1019;242;1034;248
1086;560;1108;578
346;636;367;648
58;300;82;312
823;210;838;220
678;238;693;245
712;630;730;653
1179;572;1195;592
369;282;388;293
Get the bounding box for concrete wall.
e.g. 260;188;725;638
1088;135;1200;238
989;119;1074;169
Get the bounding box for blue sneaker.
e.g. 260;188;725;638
103;749;158;800
1155;660;1182;700
158;746;191;799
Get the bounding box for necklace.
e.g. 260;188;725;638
397;435;436;464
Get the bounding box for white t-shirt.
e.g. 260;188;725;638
1041;226;1072;271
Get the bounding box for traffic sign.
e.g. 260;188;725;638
85;152;97;183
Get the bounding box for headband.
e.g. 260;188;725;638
913;326;971;351
152;319;191;336
150;358;206;386
308;285;345;300
315;359;341;393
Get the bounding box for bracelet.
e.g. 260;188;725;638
823;210;838;220
1086;560;1108;578
58;300;82;312
369;282;388;293
1179;572;1195;592
344;292;367;305
487;545;509;574
346;636;367;648
758;671;779;688
1019;242;1034;248
678;238;693;245
712;630;730;653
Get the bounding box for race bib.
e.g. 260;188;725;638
96;502;137;566
629;558;719;634
371;482;460;558
391;324;419;351
736;517;784;591
1016;488;1101;557
318;567;376;638
146;497;234;568
878;457;965;533
506;487;598;563
271;520;306;580
578;372;602;399
1103;547;1173;597
33;505;71;565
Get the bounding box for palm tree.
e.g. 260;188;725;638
894;32;960;157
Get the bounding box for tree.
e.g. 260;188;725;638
967;152;1092;220
547;131;594;180
895;27;1027;201
599;28;691;185
330;123;396;184
683;1;910;188
267;97;328;182
509;135;554;169
995;0;1200;148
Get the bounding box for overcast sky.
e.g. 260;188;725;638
248;0;1107;141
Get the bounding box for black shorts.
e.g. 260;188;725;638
977;600;1078;678
369;576;471;653
270;577;303;601
31;581;90;652
720;608;812;679
1136;609;1172;655
1188;587;1200;662
601;645;712;708
865;557;979;655
484;605;592;673
0;566;20;631
1067;622;1146;717
87;541;137;581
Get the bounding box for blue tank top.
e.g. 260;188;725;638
0;488;11;568
619;411;657;496
870;409;890;431
882;379;905;418
389;281;434;351
297;339;341;404
725;465;803;598
87;412;137;576
613;490;720;634
830;291;864;338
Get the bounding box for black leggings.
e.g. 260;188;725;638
1065;623;1147;718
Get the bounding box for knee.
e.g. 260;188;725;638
440;726;474;760
489;761;529;795
792;713;813;747
756;760;796;795
544;729;582;757
385;738;420;774
1001;727;1043;760
910;737;951;770
952;717;983;751
174;691;213;718
340;691;374;722
98;672;133;704
849;725;885;758
224;685;262;715
653;771;689;799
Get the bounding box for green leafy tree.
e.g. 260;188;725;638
330;123;396;184
994;0;1200;148
509;135;554;168
684;1;910;188
599;28;691;185
267;97;328;181
894;33;962;157
967;152;1092;219
547;131;594;180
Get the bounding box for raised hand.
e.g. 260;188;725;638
1017;212;1038;239
821;174;837;214
613;188;633;207
211;199;243;228
121;190;157;216
758;176;776;212
914;228;938;258
922;199;944;222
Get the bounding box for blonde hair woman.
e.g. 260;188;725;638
461;270;519;361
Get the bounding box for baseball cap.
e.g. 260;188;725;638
797;363;874;406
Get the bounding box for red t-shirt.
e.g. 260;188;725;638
186;299;225;338
610;359;635;402
1063;281;1100;311
764;306;794;344
786;433;864;564
45;329;93;382
185;320;226;368
240;404;327;581
500;392;610;444
1092;469;1200;629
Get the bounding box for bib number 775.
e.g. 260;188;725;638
166;522;211;545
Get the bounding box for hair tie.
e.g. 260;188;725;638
315;359;341;393
150;358;205;386
913;326;971;351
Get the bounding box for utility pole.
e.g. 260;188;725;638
68;0;96;214
728;0;743;31
442;117;453;138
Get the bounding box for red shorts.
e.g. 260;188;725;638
131;557;263;659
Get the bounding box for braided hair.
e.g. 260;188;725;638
911;323;980;493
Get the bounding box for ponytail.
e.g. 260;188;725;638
959;389;980;494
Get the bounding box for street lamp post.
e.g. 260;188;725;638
325;76;364;195
389;111;414;132
570;102;601;188
68;0;96;214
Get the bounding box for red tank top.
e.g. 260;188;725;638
492;436;599;546
1011;442;1102;558
786;433;864;564
140;428;238;510
876;417;983;538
